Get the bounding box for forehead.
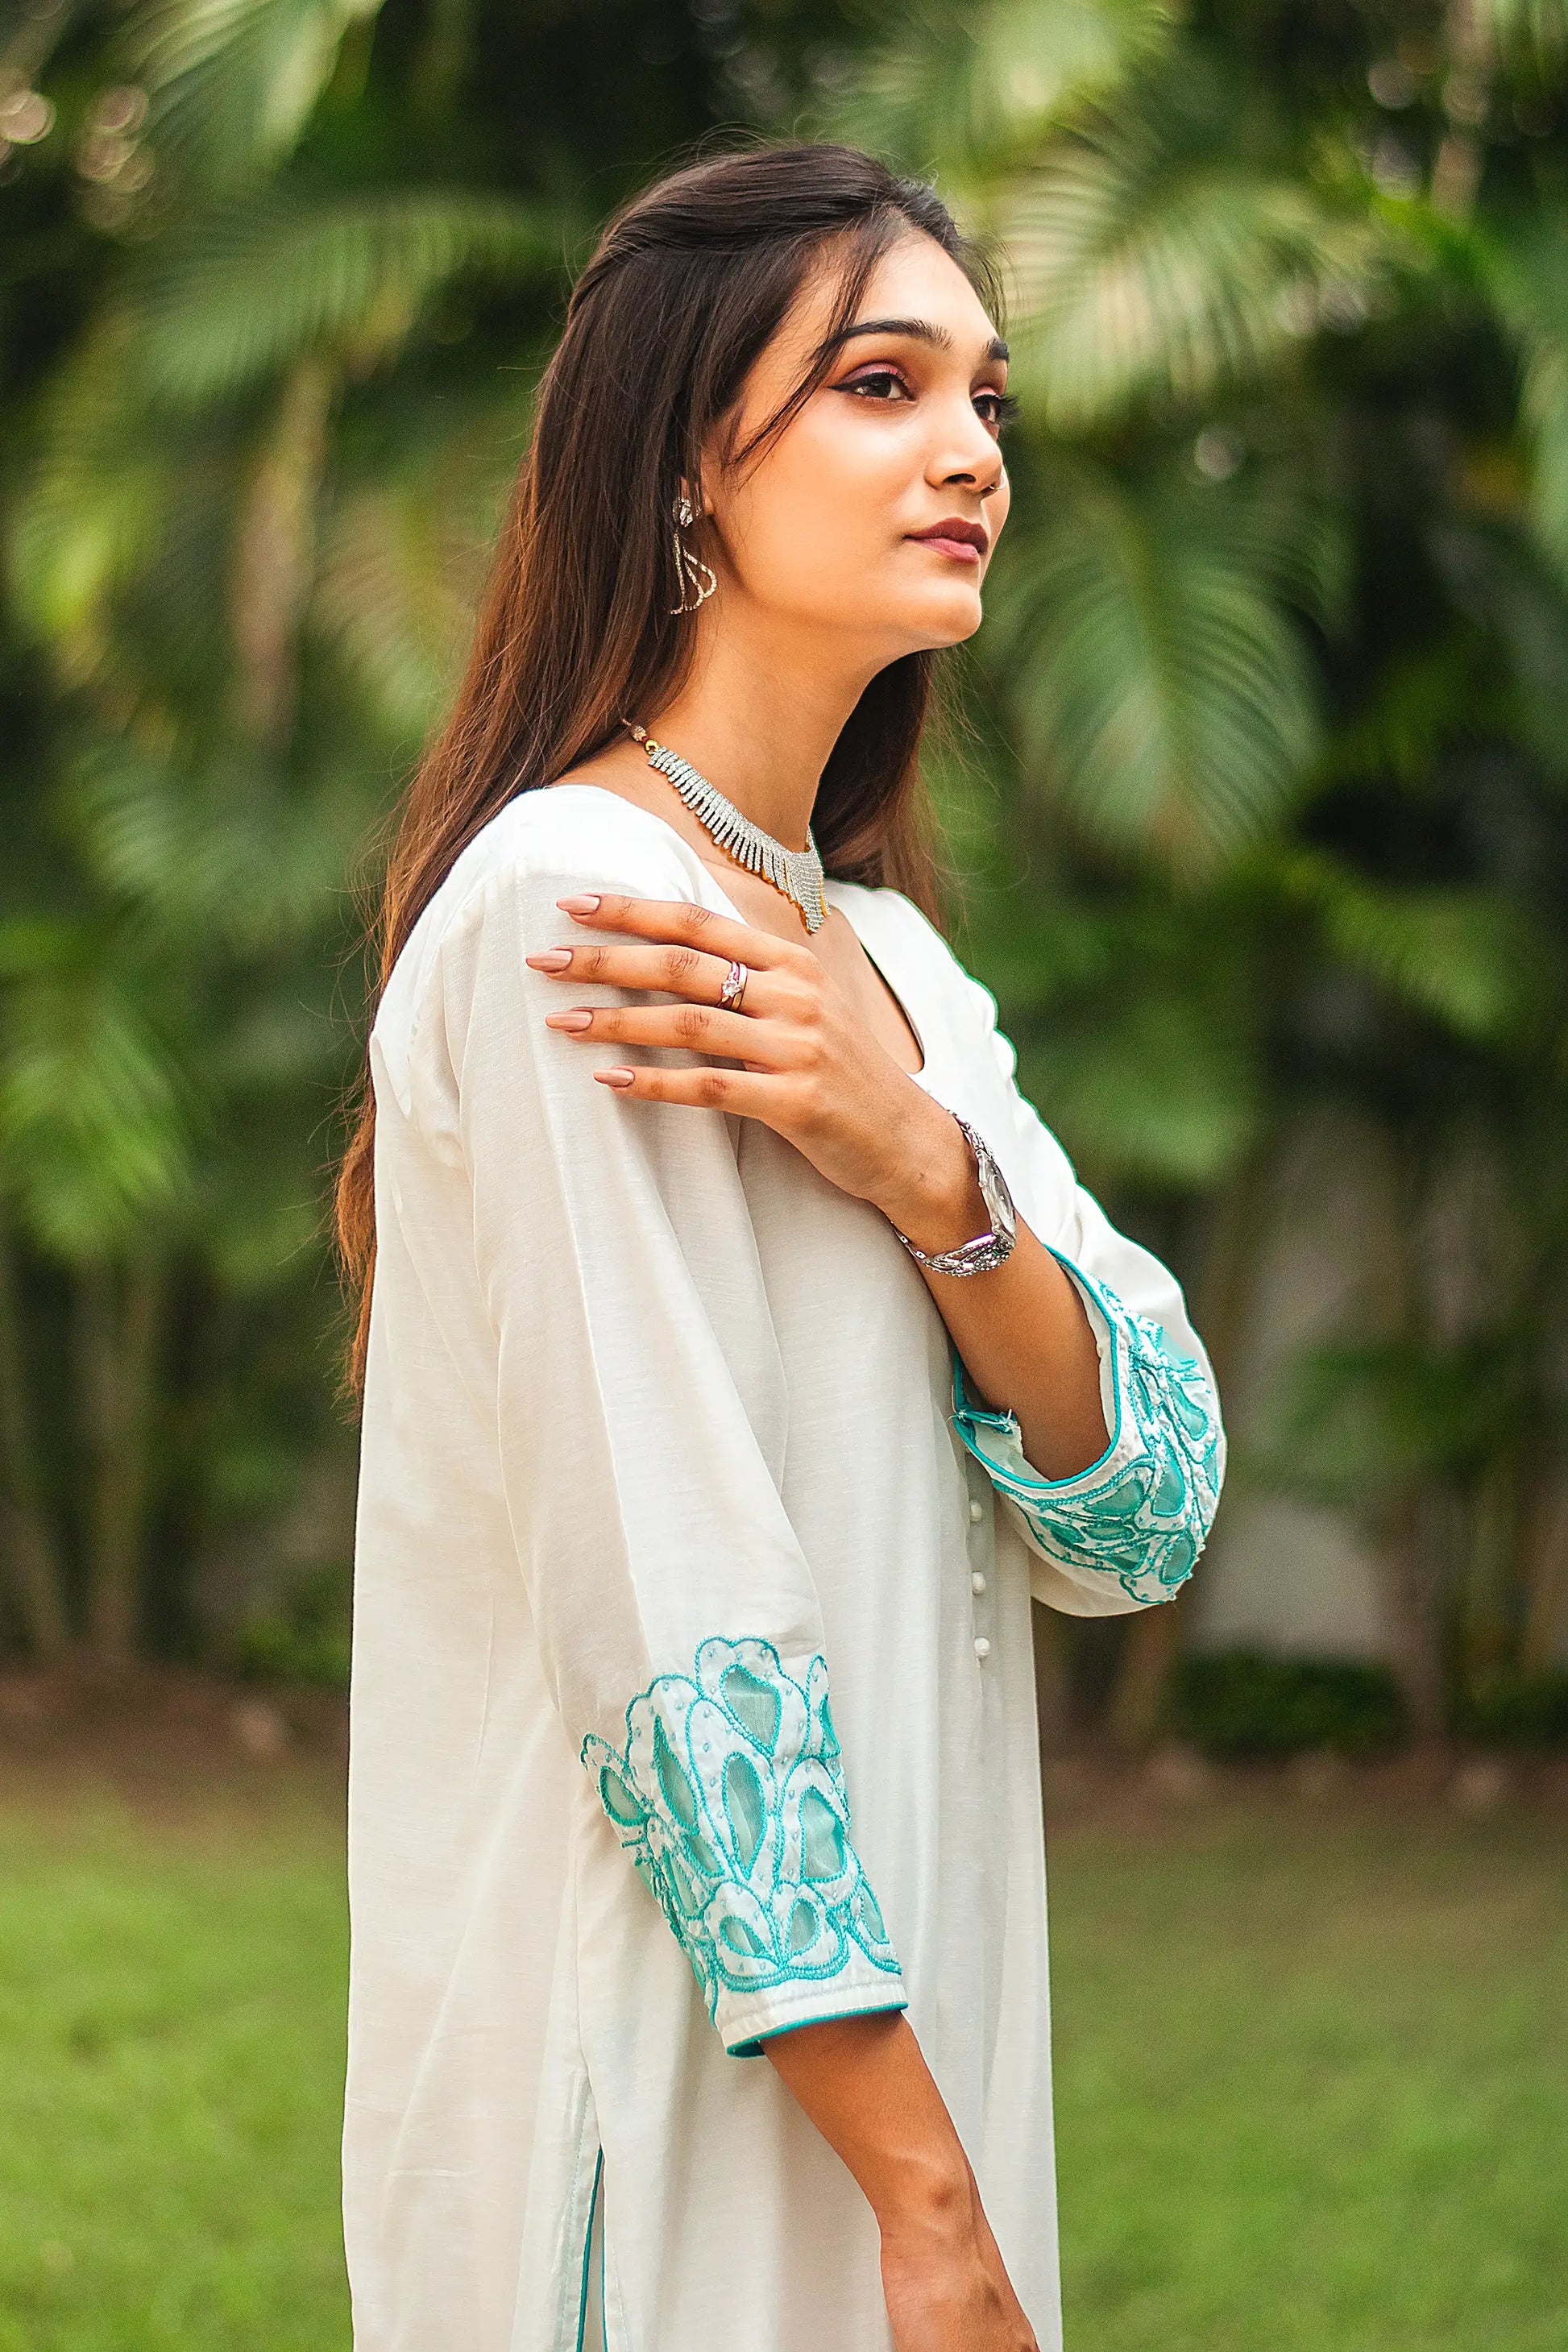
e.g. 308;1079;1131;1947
774;229;1003;375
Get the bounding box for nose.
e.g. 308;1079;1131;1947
928;390;1006;500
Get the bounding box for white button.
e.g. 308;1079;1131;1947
971;1570;986;1596
969;1499;984;1523
973;1636;991;1661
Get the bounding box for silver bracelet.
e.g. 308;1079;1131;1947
892;1114;1018;1277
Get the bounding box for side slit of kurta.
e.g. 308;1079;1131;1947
574;2149;604;2352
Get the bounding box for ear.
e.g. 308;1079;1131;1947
694;452;723;521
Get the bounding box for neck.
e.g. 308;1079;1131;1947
640;604;886;851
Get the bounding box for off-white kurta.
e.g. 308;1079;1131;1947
343;782;1224;2352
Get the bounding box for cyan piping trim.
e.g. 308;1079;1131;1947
572;2147;604;2352
730;1992;910;2059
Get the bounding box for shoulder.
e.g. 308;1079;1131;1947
444;784;702;932
380;785;703;1023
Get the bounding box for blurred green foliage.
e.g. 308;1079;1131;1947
2;0;1566;1737
1175;1650;1408;1755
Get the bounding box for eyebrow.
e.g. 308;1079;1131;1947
820;315;1010;366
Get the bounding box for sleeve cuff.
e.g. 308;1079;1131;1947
581;1636;905;2057
724;1977;909;2060
950;1247;1224;1608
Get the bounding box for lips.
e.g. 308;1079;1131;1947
906;517;989;561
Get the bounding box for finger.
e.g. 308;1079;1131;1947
593;1062;784;1114
546;1002;804;1064
526;938;760;1005
555;892;811;973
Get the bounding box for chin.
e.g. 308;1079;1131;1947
811;584;984;661
911;591;985;649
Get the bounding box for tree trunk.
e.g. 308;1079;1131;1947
1462;1446;1523;1710
230;359;333;749
1104;1141;1272;1750
0;1222;71;1657
1105;1586;1193;1753
1363;1124;1450;1741
1373;1494;1450;1742
81;1259;161;1665
1520;1469;1568;1679
1031;1599;1073;1757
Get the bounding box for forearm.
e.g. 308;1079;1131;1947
873;1089;1108;1481
761;2010;978;2233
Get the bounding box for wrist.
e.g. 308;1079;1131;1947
873;1097;985;1257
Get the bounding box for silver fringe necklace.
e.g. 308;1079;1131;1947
624;721;828;934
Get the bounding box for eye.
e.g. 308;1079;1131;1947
976;388;1021;434
838;366;915;402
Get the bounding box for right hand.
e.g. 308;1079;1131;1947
878;2164;1039;2350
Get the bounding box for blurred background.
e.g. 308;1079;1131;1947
1;1;1565;2346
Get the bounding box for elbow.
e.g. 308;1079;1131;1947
1028;1374;1224;1614
1130;1377;1225;1608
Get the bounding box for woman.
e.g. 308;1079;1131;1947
335;141;1224;2352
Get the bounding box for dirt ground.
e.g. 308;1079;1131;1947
0;1664;350;1825
4;1661;1566;1835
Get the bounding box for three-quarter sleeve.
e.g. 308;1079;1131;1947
944;971;1226;1617
427;844;906;2057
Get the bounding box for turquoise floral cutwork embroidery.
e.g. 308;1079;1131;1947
952;1252;1223;1607
581;1636;901;2051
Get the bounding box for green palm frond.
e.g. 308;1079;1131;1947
999;81;1392;426
127;0;382;187
1265;1335;1508;1504
6;321;181;671
11;196;558;703
824;0;1173;184
1318;637;1491;788
65;737;371;951
1032;984;1262;1184
1277;852;1546;1043
1428;514;1568;777
13;360;272;728
312;400;521;740
986;455;1323;873
127;190;568;404
0;919;191;1260
1482;205;1568;584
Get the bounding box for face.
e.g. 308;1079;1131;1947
697;232;1013;669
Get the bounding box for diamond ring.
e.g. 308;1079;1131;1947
718;959;749;1011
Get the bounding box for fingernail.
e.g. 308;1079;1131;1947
526;948;573;970
545;1009;593;1031
558;894;600;915
596;1068;636;1088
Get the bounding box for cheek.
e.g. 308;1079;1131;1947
990;475;1012;536
726;414;911;594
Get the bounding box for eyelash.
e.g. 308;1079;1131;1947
840;367;1021;433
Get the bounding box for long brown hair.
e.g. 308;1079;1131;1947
334;139;1003;1397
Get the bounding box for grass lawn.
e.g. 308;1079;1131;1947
0;1773;351;2352
1047;1802;1568;2352
0;1759;1563;2350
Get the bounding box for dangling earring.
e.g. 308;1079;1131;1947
669;492;717;615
